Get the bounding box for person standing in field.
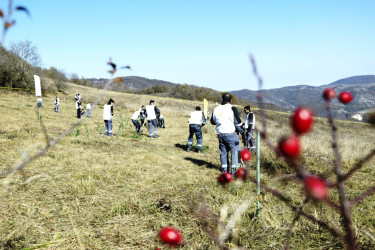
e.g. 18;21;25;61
187;106;206;153
145;100;160;138
54;96;60;113
243;105;256;151
210;93;241;174
86;102;92;118
131;105;146;133
103;99;115;136
75;98;82;118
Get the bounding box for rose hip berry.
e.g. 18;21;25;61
322;88;336;101
234;167;248;180
218;172;233;185
240;149;251;162
338;91;353;104
303;176;328;200
278;136;300;158
291;107;314;134
159;227;183;246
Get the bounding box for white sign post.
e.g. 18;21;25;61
34;75;42;123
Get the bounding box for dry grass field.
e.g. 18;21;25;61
1;82;375;249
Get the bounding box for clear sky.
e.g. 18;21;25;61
2;0;375;91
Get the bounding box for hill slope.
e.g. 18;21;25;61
1;83;375;248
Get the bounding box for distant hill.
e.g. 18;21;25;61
326;75;375;86
231;75;375;120
86;76;249;105
86;76;176;90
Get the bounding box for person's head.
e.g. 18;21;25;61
149;100;155;105
222;93;232;104
141;105;145;109
195;106;201;111
244;105;251;114
108;99;115;105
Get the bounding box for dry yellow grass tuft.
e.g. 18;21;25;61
1;83;375;249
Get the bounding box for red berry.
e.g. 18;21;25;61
338;91;353;104
234;167;248;180
217;172;233;185
240;149;251;161
291;107;314;134
278;136;300;158
159;227;183;246
303;176;328;200
322;88;336;101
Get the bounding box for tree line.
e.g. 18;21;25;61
0;40;67;93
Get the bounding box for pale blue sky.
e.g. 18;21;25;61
3;0;375;90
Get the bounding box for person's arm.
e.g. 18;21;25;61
201;112;206;126
210;112;216;125
232;107;241;125
111;106;114;116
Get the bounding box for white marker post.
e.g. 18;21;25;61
34;75;42;123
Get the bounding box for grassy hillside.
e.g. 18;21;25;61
1;82;375;249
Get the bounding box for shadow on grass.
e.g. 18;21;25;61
175;143;187;150
184;157;220;171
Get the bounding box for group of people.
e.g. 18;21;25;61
187;93;255;174
74;94;92;118
130;100;165;138
54;93;254;174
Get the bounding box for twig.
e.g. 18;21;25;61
284;198;309;250
248;176;343;240
249;54;268;140
350;185;375;207
342;149;375;182
325;100;357;249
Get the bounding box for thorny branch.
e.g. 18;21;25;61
248;176;344;240
325;99;357;249
246;54;375;249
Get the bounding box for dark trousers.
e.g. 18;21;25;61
132;119;141;133
187;124;203;151
77;108;81;118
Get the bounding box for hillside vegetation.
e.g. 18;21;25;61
1;82;375;249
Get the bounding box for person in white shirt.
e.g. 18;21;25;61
131;105;146;133
54;96;60;113
86;103;92;118
210;93;241;174
103;99;115;136
145;100;160;138
187;106;206;153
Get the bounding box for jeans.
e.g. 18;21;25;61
87;109;91;117
187;124;203;151
77;108;81;118
104;120;113;136
244;128;255;149
132;119;141;133
148;119;158;137
55;104;59;113
217;132;240;173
